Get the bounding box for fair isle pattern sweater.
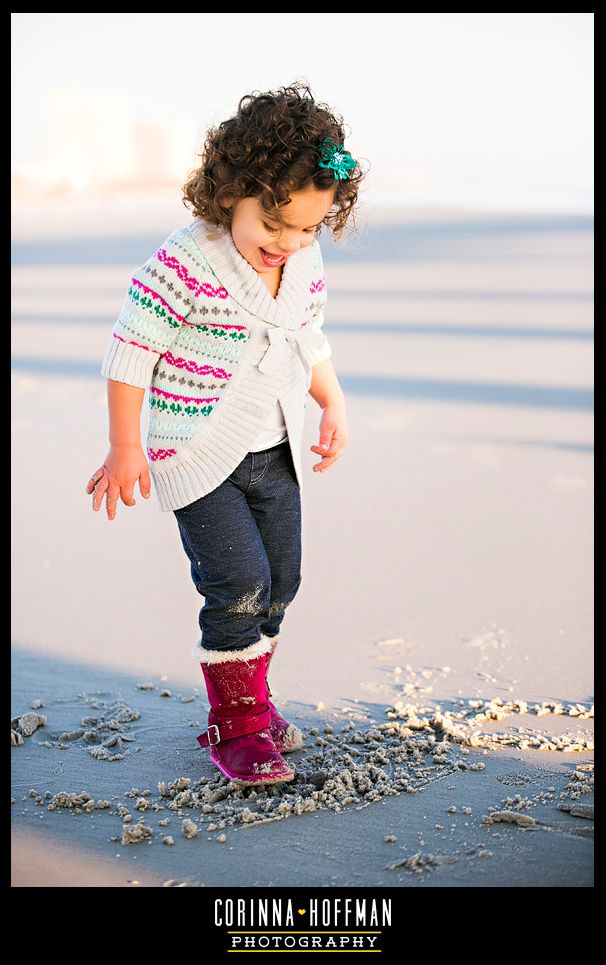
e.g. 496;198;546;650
99;218;332;512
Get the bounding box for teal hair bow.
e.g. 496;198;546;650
317;138;356;181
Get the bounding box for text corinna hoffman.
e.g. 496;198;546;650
214;897;392;927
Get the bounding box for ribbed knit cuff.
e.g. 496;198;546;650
100;335;158;389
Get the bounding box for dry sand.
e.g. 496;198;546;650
11;192;593;886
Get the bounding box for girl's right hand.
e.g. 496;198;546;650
85;445;152;521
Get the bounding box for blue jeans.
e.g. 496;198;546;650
173;439;302;654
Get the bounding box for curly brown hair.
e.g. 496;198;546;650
182;81;364;239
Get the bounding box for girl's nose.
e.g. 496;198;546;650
279;238;301;255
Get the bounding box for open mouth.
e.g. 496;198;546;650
260;248;286;268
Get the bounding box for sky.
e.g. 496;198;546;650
11;12;594;212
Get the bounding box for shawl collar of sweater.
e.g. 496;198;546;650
188;217;315;332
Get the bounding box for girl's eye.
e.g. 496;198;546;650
263;222;320;236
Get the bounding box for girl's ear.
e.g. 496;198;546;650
219;196;233;209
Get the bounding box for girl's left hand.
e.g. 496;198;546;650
310;402;348;472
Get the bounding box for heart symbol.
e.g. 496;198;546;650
298;909;306;915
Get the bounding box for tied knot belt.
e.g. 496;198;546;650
257;326;328;387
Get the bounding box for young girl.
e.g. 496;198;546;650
85;82;363;786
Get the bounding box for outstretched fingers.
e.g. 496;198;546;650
86;466;106;494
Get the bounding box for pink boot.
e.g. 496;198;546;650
196;635;295;785
265;635;304;753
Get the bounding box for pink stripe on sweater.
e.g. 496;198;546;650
113;333;161;353
150;385;219;404
157;249;229;299
163;350;232;380
147;447;177;462
310;278;325;293
183;318;248;331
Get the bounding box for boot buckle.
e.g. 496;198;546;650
206;724;220;745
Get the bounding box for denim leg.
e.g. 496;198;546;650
246;441;302;639
174;472;273;654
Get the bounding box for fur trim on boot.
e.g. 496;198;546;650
192;634;273;664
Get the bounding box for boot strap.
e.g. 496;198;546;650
196;706;272;749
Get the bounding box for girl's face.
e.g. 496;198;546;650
229;186;336;275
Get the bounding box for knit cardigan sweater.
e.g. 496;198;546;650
99;217;332;511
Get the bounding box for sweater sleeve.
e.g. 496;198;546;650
99;228;196;389
304;240;332;366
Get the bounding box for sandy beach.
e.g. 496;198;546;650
11;192;593;887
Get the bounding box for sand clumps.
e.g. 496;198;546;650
557;763;594;819
11;712;46;745
18;691;142;758
482;810;536;827
121;822;153;845
477;763;595;830
566;804;594;820
383;696;594;753
143;713;488;834
140;694;592;837
42;714;489;845
386;851;458;873
44;790;111;812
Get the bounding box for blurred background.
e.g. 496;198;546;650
12;12;593;211
12;12;593;702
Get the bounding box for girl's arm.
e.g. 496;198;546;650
107;379;145;447
85;379;152;521
308;357;344;411
308;359;348;473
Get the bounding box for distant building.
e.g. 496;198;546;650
12;87;199;197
